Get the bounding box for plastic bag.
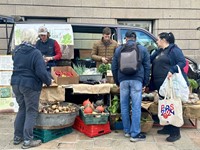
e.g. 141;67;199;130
159;65;189;102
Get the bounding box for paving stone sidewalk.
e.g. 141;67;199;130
0;114;200;150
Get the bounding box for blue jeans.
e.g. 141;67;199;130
120;80;142;137
12;85;41;141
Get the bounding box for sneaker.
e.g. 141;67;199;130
124;133;130;137
21;140;42;149
157;128;170;135
130;133;146;142
13;136;23;145
166;135;181;142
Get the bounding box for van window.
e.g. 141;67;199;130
73;32;102;59
120;29;158;53
72;25;117;59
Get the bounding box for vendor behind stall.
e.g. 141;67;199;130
36;26;62;71
91;27;118;68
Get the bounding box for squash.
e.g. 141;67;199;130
84;107;93;114
83;99;91;106
96;106;104;113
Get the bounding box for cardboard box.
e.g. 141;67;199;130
51;66;79;85
106;70;114;84
79;49;92;59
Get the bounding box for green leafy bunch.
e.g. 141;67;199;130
108;95;120;114
72;63;86;75
188;78;198;89
97;63;111;74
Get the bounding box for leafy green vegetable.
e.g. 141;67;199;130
188;78;198;89
72;63;86;75
97;63;111;74
108;95;120;114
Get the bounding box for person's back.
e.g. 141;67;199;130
12;43;51;91
111;30;150;142
11;28;52;149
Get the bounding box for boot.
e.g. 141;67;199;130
166;134;181;142
157;126;170;135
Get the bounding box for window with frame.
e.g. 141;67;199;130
118;20;152;33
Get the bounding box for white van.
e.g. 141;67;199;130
13;22;200;82
14;23;158;66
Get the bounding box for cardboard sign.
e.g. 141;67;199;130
0;98;19;113
0;55;13;71
0;71;12;86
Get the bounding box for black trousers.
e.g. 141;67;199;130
163;125;180;136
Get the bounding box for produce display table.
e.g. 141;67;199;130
69;83;112;94
40;84;65;103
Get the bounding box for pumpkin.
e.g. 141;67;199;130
83;99;91;106
96;106;104;113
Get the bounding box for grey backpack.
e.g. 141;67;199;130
119;43;141;75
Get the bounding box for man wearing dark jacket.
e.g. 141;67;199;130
112;30;150;142
11;28;52;149
36;26;62;71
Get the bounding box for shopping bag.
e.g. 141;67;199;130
158;78;184;127
159;65;189;102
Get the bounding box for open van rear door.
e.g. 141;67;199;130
14;23;74;60
0;15;15;55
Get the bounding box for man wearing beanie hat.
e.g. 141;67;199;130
36;26;62;71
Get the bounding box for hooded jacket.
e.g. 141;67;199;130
11;43;51;91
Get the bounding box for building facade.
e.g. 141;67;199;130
0;0;200;62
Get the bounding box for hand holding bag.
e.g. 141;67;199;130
158;78;184;127
159;65;189;103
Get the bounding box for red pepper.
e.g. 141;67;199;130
65;71;73;77
55;70;62;76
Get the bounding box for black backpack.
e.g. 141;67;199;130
119;43;141;75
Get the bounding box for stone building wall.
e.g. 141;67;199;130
0;0;200;62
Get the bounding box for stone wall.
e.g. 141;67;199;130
0;0;200;62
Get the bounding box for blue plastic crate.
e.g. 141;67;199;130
33;127;73;143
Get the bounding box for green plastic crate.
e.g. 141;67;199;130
79;108;109;125
33;127;72;143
